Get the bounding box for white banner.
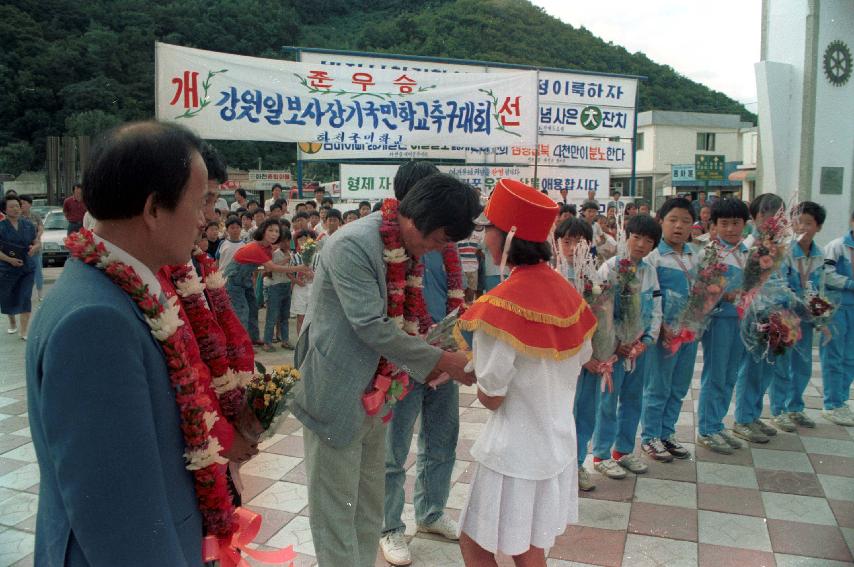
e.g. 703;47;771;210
339;163;609;201
156;43;538;146
299;136;631;169
299;51;638;138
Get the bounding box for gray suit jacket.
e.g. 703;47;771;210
291;213;442;448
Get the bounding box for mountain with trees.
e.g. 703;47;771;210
0;0;755;176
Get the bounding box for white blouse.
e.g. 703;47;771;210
470;330;592;480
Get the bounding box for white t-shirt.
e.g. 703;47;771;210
470;331;591;480
216;239;244;272
263;248;293;287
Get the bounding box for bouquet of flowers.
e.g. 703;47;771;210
615;257;645;369
299;237;319;268
426;305;467;351
666;243;728;353
740;283;802;362
739;207;794;315
236;362;301;442
572;240;617;391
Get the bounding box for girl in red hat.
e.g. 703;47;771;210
453;179;597;566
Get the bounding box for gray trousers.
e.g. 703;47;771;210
303;416;385;567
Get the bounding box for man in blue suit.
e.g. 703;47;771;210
26;122;211;566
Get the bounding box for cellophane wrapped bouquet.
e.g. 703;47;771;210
666;242;728;353
572;240;616;391
740;282;802;363
739;206;794;315
236;362;301;442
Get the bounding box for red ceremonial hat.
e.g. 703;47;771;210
478;179;559;243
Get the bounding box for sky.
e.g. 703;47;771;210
530;0;762;113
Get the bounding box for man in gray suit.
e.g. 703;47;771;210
292;174;480;566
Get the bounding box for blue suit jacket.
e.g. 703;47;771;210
25;259;204;566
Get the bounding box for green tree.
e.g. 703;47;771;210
65;110;124;137
0;142;36;176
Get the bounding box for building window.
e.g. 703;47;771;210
636;132;644;151
697;132;716;151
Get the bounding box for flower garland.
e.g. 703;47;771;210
362;199;432;420
443;242;465;314
171;252;256;422
65;229;235;537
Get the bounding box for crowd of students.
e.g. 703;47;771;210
549;194;854;493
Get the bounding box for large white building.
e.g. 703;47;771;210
756;0;853;245
611;110;754;209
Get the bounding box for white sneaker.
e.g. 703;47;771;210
6;327;17;334
380;531;412;566
822;406;854;427
418;514;459;541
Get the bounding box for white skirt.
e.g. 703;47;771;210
458;461;578;556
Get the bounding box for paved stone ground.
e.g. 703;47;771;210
1;269;853;566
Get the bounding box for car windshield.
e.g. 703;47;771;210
44;213;69;230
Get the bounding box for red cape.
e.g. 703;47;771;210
456;262;597;360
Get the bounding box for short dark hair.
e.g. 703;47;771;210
567;204;577;215
359;200;371;209
797;201;826;226
326;208;343;222
234;188;247;199
394;161;440;200
270;203;282;212
292;211;310;221
493;229;552;266
201;142;227;183
580;200;599;212
83;121;203;221
2;195;21;208
19;194;33;204
294;229;317;241
225;218;240;229
625;202;638;211
305;201;317;209
271;183;283;191
321;197;334;206
279;218;291;230
295;202;307;210
612;191;621;198
308;211;320;219
558;203;573;215
657;197;696;222
711;197;750;223
253;209;266;218
247;199;259;208
749;193;784;220
344;210;359;220
625;214;662;248
279;229;292;241
72;183;82;192
314;186;325;193
254;218;282;243
554;217;593;243
240;211;253;220
205;220;220;231
372;201;383;212
398;173;481;242
274;197;288;208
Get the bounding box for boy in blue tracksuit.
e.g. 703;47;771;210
734;194;789;444
555;218;602;491
819;210;854;427
697;198;750;454
641;198;700;462
592;215;662;480
771;202;827;429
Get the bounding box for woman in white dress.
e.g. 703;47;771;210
455;179;597;566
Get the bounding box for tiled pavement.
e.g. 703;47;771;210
1;281;853;565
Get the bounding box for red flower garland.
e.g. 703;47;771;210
362;199;432;420
443;242;465;314
65;229;236;538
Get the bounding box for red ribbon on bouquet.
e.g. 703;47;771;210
203;507;296;567
596;355;618;393
362;370;410;423
667;328;697;354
